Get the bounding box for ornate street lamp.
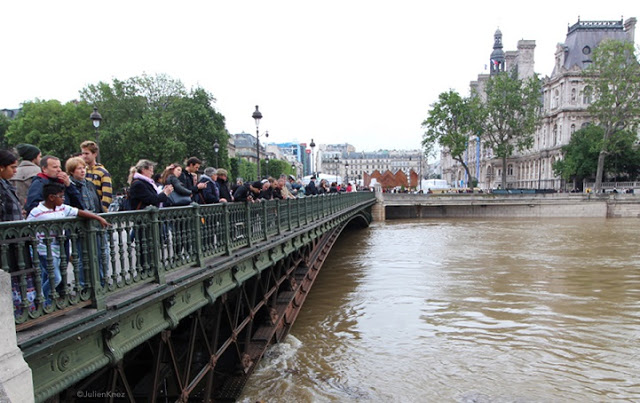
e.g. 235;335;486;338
213;139;220;167
252;105;268;178
345;162;349;185
291;163;296;178
89;106;102;162
265;155;270;177
310;138;316;176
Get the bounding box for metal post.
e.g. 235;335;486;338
252;106;263;179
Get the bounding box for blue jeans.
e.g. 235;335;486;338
39;254;61;302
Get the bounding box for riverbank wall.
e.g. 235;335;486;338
375;193;640;220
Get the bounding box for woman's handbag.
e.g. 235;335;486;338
168;191;192;206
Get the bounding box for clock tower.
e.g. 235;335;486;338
490;28;505;75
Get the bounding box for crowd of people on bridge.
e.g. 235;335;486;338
0;142;358;310
1;141;358;223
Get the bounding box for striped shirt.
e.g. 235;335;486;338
86;163;112;213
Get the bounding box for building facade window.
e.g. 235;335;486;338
582;86;592;104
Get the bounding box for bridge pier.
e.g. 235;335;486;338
0;270;34;403
372;185;385;221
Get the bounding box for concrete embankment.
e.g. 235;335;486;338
374;193;640;220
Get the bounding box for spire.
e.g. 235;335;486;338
490;28;505;75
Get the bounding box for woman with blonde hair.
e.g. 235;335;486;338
66;156;100;213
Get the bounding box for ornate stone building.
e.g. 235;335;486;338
441;17;637;190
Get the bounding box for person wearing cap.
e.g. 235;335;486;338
11;144;42;206
215;168;233;202
305;176;318;196
258;178;274;200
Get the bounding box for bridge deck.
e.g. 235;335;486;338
1;192;375;402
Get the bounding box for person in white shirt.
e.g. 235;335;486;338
27;182;108;304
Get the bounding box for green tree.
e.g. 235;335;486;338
422;90;479;189
230;157;257;183
5;99;93;159
261;158;295;179
478;70;542;189
553;125;640;187
584;39;640;192
0;113;11;149
79;73;228;188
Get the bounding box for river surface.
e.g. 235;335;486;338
239;218;640;402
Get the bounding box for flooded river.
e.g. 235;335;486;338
240;218;640;402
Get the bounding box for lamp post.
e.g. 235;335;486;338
291;163;296;178
213;139;220;168
310;138;316;176
345;162;349;185
89;106;102;163
252;105;267;178
265;155;270;177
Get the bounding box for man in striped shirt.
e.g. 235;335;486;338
80;140;112;212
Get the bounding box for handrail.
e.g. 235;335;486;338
0;192;375;328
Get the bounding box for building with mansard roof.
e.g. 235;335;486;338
318;147;427;186
441;17;637;191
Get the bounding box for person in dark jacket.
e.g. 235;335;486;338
0;150;22;222
329;182;339;193
258;179;274;200
232;181;250;202
196;167;220;204
160;163;193;206
305;176;318;196
66;156;104;286
25;155;83;215
178;157;205;198
215;169;233;202
66;157;101;213
128;160;173;210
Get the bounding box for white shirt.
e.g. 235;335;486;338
27;202;78;257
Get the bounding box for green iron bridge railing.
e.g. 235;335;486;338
2;192;375;331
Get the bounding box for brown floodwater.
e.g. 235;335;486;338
240;218;640;402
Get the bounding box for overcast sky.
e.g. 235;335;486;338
1;1;637;152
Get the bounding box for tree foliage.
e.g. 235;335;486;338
0;113;11;149
5;99;94;159
584;39;640;191
77;74;229;189
422;90;480;189
478;69;542;188
553;125;640;184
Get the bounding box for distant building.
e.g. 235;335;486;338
441;17;637;190
318;147;427;186
233;131;266;164
1;108;21;119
